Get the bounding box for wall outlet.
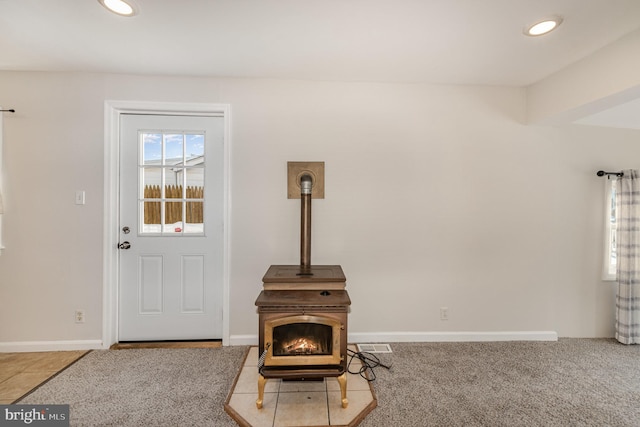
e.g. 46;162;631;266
75;310;85;323
440;307;449;321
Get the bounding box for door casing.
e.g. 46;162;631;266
103;100;231;348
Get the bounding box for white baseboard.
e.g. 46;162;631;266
229;331;558;347
1;332;556;351
0;340;104;353
349;331;558;343
229;335;259;346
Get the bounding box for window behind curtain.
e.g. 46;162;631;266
603;178;617;280
0;109;4;253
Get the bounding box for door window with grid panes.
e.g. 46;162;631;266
141;131;205;235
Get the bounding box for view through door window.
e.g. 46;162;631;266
140;131;205;235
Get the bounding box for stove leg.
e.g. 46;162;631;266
256;374;267;409
337;373;348;408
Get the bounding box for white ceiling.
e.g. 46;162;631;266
1;0;640;125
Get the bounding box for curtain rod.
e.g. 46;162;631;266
597;170;623;177
0;109;15;113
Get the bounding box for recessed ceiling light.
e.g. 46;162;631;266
524;16;563;36
98;0;138;17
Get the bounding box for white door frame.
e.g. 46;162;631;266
102;100;231;349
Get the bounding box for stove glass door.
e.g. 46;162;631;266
273;323;332;356
264;314;342;366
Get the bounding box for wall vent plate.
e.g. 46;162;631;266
356;343;392;353
287;161;325;199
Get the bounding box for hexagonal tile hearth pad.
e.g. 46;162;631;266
225;346;377;427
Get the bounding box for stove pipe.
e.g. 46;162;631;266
300;174;313;268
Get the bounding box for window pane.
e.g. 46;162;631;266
186;134;205;160
141;201;161;233
185;168;204;190
164;134;184;165
143;182;161;202
166;201;183;224
142;168;162;194
165;184;182;199
603;178;618;279
609;183;617;276
141;171;161;231
185;201;204;234
142;133;162;165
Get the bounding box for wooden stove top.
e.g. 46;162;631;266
262;265;346;290
262;265;346;282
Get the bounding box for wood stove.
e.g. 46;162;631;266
255;166;351;409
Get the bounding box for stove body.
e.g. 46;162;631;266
255;265;350;408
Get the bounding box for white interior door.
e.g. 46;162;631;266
118;114;224;341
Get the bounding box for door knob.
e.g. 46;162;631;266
118;241;131;250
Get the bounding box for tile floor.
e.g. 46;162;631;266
0;351;87;404
226;346;377;427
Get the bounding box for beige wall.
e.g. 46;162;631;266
527;28;640;125
1;71;639;348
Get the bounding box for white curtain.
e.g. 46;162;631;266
615;169;640;344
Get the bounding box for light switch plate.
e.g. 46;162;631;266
75;190;86;205
287;161;325;199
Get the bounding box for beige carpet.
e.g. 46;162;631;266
19;347;246;426
360;339;640;427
